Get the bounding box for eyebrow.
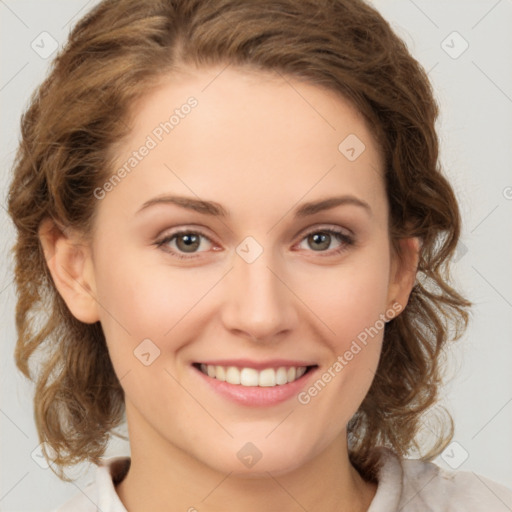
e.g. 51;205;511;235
136;194;372;218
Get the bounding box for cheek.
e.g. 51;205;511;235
296;250;391;348
92;256;200;411
93;245;221;363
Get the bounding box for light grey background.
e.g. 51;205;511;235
1;1;511;510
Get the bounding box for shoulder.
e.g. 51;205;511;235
370;446;512;512
53;482;97;512
53;457;130;512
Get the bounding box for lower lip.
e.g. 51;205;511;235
192;365;317;407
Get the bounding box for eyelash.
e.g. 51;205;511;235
155;227;355;260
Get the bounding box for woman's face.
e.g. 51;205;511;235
80;66;416;475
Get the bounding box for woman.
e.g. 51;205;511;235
7;0;512;510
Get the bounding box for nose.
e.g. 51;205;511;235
219;247;298;343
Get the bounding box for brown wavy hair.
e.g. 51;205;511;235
7;0;471;482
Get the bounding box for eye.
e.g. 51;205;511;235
155;226;355;260
155;230;216;259
297;228;354;256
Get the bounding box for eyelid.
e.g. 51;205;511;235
154;227;218;258
156;223;351;244
293;225;355;255
155;223;355;259
156;225;217;244
295;223;353;239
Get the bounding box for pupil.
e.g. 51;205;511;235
178;233;200;252
310;232;330;251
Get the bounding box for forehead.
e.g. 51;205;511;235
105;65;386;223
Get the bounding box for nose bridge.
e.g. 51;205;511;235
220;241;297;340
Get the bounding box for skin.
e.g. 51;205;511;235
40;65;419;512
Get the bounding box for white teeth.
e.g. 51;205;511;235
215;365;226;381
296;367;307;378
198;364;310;386
240;368;259;386
276;367;288;385
258;368;276;387
225;366;240;384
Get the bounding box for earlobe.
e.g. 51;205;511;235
38;218;100;324
387;236;421;315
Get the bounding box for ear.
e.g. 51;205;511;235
386;236;421;318
38;217;100;324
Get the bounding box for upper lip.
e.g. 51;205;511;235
194;359;317;370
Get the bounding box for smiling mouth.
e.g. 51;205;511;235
193;363;317;387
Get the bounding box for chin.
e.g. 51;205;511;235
200;440;310;478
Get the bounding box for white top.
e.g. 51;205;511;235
54;446;512;511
